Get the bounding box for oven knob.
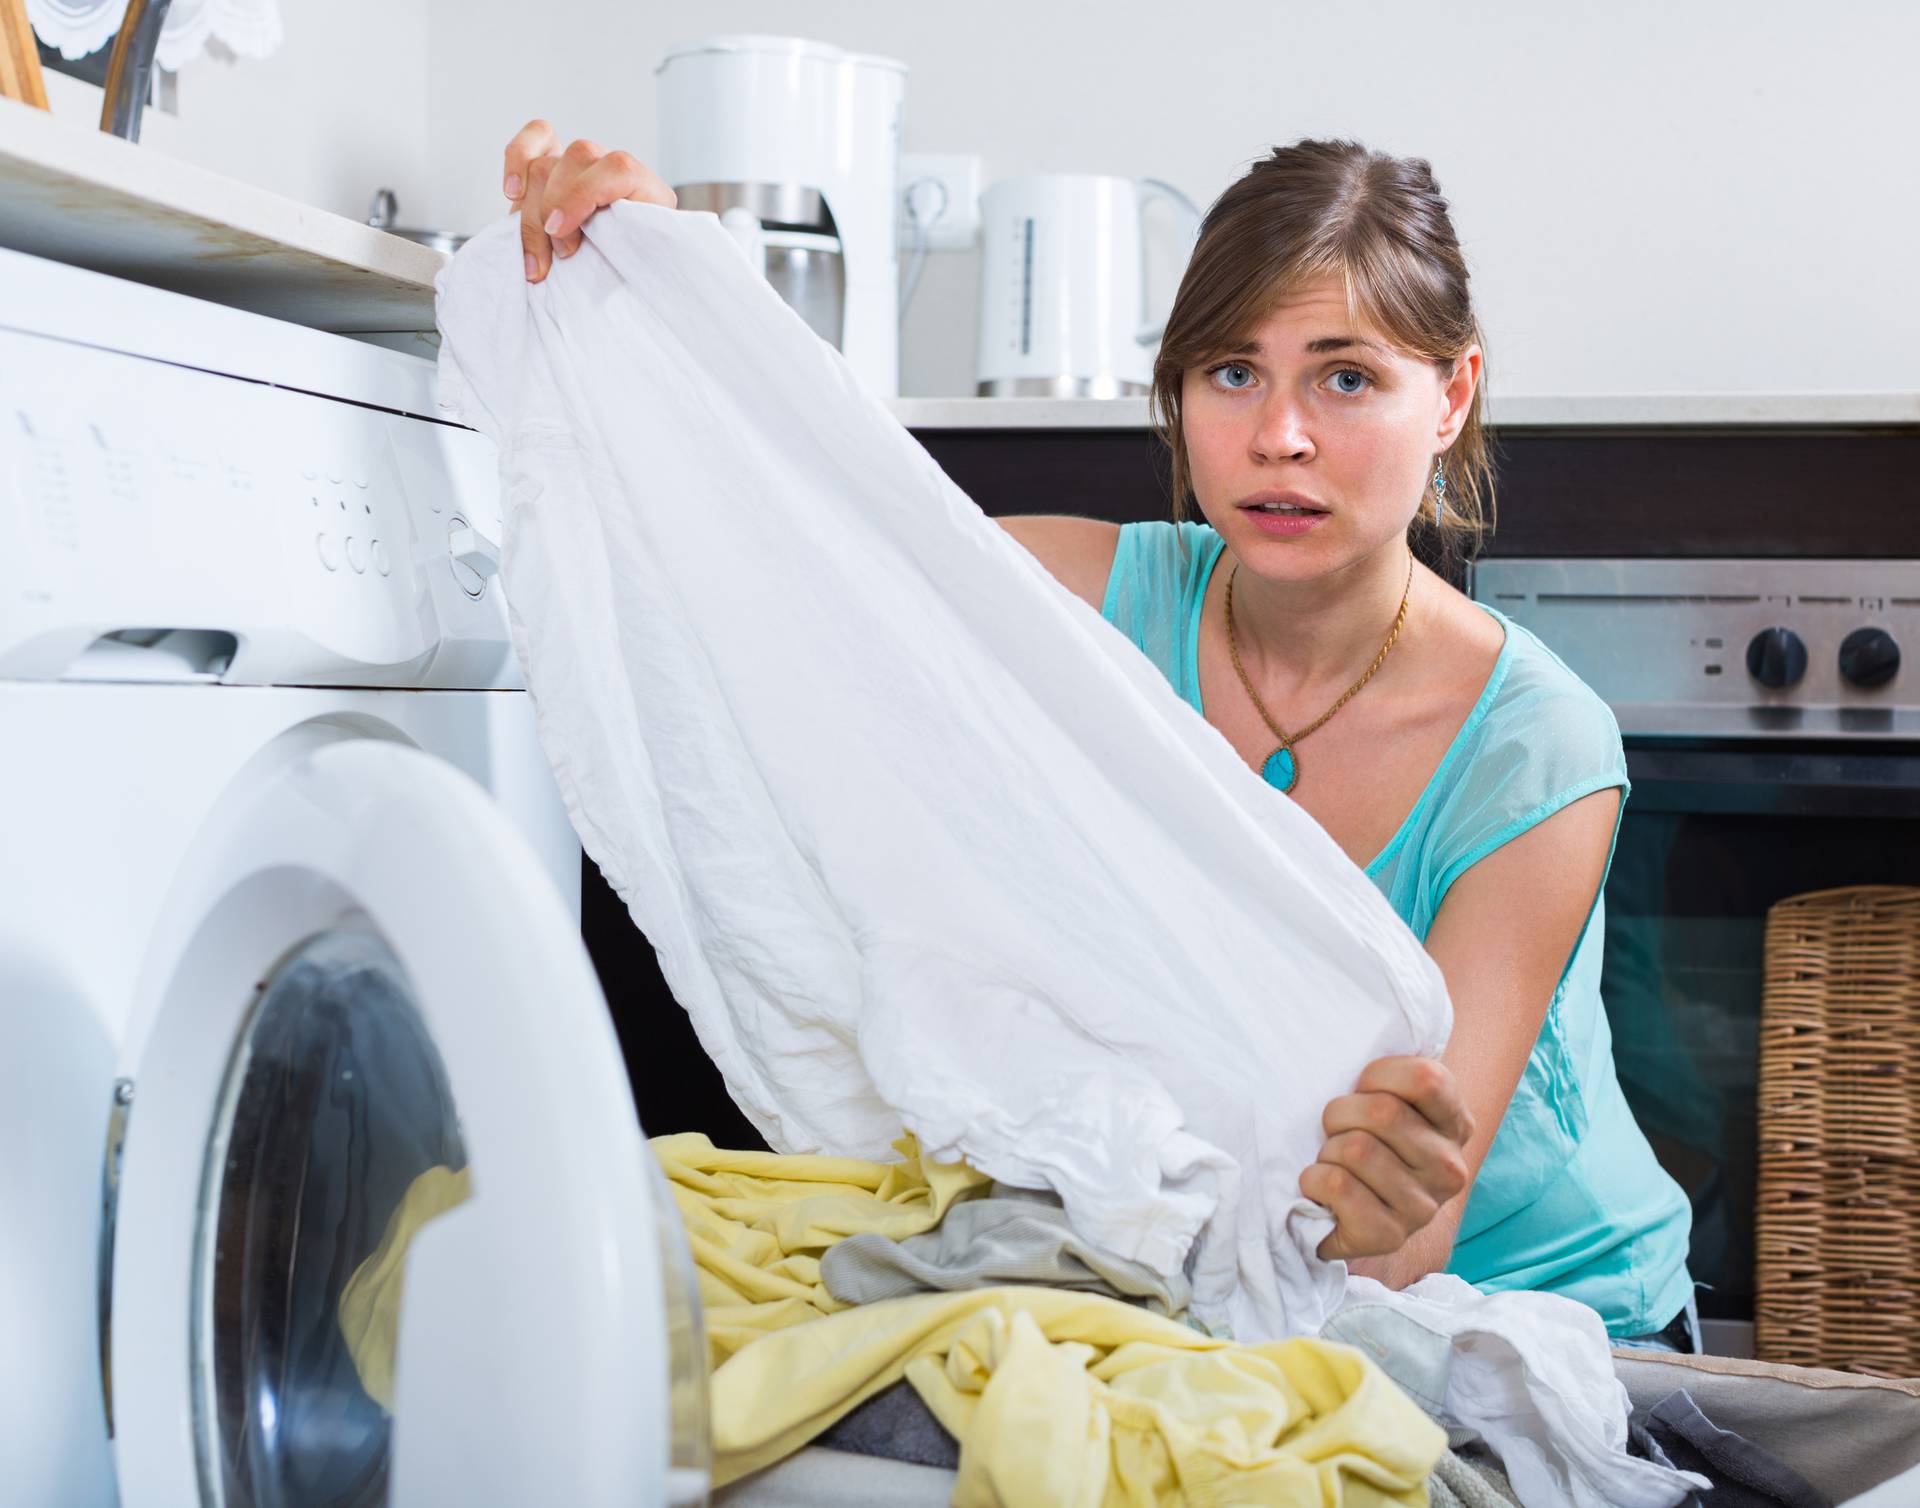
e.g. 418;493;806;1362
1745;626;1807;689
1839;627;1901;689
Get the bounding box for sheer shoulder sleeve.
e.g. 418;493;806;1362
1100;521;1215;679
1427;624;1631;902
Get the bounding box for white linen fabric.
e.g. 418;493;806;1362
433;204;1699;1508
434;202;1447;1339
1329;1276;1706;1508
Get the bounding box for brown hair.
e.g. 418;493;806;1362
1150;139;1494;572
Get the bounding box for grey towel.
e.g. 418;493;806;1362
820;1184;1190;1314
1429;1449;1525;1507
1631;1389;1831;1508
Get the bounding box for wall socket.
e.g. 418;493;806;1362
898;153;981;252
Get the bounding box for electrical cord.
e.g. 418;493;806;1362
898;175;950;319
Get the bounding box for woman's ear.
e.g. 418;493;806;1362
1437;346;1482;447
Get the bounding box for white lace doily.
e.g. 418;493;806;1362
27;0;283;72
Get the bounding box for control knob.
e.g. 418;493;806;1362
1745;626;1807;689
1838;628;1901;689
447;523;501;598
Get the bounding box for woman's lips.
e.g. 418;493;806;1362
1241;505;1328;537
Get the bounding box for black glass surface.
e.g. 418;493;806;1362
908;424;1920;562
582;853;769;1150
1601;762;1920;1322
197;929;466;1508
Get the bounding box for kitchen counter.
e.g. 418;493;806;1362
0;95;442;333
888;394;1920;429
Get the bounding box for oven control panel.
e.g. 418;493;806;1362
1472;559;1920;738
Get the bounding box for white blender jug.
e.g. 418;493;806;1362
976;173;1202;397
656;35;906;398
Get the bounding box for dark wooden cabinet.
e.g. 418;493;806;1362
914;423;1920;560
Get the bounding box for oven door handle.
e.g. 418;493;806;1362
1624;744;1920;818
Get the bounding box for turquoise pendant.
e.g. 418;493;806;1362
1262;745;1298;794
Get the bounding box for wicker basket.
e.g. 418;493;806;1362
1755;885;1920;1376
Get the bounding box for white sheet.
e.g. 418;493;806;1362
433;204;1700;1508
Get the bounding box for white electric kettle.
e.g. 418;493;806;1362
976;173;1202;397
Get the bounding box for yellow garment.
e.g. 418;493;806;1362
662;1135;1445;1505
341;1138;1445;1505
653;1130;992;1363
336;1162;472;1411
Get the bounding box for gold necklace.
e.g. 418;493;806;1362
1224;554;1414;795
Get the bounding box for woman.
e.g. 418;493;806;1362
499;124;1697;1349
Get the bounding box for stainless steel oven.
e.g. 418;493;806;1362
1473;558;1920;1353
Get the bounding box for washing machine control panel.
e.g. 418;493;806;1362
0;324;520;689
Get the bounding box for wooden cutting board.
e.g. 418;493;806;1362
0;0;48;110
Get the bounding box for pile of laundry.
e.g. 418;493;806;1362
666;1135;1823;1506
670;1133;1447;1502
431;203;1708;1507
341;1136;1828;1506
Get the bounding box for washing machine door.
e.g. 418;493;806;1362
105;729;709;1508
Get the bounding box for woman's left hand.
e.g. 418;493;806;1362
1300;1055;1475;1262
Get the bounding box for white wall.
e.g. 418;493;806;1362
168;0;433;225
43;0;433;234
78;1;1920;399
418;0;1920;398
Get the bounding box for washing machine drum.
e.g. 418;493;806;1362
105;733;710;1508
198;929;464;1505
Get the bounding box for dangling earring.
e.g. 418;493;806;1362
1431;461;1448;528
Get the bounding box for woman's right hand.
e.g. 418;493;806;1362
503;120;678;283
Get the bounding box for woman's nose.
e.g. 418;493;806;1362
1249;397;1314;464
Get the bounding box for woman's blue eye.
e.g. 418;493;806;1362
1212;363;1254;389
1329;368;1371;395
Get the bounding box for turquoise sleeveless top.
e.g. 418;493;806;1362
1102;521;1693;1337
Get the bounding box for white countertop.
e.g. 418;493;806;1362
0;95;443;333
887;393;1920;429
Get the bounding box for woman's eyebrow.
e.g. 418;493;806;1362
1305;335;1387;355
1215;335;1388;358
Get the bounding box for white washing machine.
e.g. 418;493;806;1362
0;249;709;1507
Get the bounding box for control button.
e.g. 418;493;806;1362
346;536;366;573
1839;627;1901;689
300;467;319;480
327;471;344;485
1746;626;1808;689
448;525;501;579
372;539;392;576
447;521;499;597
354;476;370;489
315;533;339;571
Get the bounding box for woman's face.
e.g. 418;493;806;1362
1180;278;1479;581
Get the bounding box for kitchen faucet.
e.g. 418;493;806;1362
100;0;172;142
